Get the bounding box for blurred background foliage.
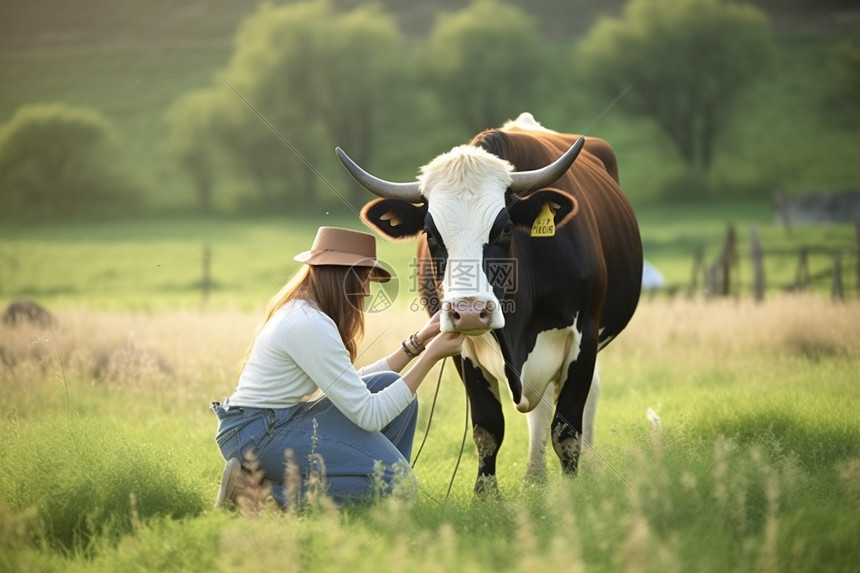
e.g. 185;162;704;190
0;0;859;219
579;0;773;179
0;103;137;216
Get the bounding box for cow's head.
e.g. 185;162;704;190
336;137;584;335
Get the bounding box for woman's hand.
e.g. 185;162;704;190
419;311;463;359
400;328;465;395
425;331;465;360
416;311;442;346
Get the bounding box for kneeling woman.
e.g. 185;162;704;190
212;226;463;508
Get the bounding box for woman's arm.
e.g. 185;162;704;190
400;331;464;394
287;305;461;429
380;311;442;373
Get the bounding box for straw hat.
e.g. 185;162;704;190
294;226;391;283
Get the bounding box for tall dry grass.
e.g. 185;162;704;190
1;310;258;410
0;295;858;570
611;295;860;363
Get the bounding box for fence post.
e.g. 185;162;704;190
688;246;704;298
726;224;737;296
832;252;844;301
794;247;810;291
202;243;211;311
750;225;765;302
708;224;736;297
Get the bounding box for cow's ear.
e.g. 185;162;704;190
508;188;579;234
361;198;427;239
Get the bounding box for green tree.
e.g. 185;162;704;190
185;0;403;212
162;90;225;213
578;0;772;175
424;0;547;134
0;103;131;217
829;40;860;126
325;4;401;206
222;0;331;209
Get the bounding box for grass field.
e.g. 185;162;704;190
1;294;858;572
1;212;860;571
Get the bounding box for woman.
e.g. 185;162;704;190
211;226;463;509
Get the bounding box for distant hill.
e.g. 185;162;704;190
0;0;624;49
1;0;859;212
4;0;857;51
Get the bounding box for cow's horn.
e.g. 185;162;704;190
509;136;585;194
335;147;423;204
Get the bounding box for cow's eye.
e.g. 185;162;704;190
492;224;513;244
427;234;447;253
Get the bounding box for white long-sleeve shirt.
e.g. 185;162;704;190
227;299;414;432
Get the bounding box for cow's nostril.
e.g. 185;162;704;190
451;311;461;320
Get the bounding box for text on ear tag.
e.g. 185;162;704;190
531;202;556;237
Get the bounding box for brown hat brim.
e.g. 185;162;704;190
293;250;391;283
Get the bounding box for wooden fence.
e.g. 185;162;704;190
198;226;860;306
657;222;860;302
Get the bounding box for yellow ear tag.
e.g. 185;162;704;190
530;202;556;237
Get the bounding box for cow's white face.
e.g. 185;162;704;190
349;134;581;336
418;146;514;334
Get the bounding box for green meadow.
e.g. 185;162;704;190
2;289;859;572
2;212;860;572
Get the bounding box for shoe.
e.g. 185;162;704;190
214;457;242;509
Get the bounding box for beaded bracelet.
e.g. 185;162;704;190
401;339;419;359
408;333;426;354
401;332;425;359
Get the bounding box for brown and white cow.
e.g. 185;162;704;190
337;113;642;493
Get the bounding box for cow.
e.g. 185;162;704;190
336;112;642;494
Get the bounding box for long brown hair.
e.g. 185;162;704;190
256;264;368;362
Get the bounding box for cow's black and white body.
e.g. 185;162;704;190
337;113;642;492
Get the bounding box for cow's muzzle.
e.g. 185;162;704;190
442;297;504;335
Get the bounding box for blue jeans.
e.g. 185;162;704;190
211;371;418;507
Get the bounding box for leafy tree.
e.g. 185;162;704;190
325;4;401;206
829;40;860;126
424;0;547;134
578;0;772;175
222;0;332;209
183;0;403;211
0;103;131;217
162;90;225;213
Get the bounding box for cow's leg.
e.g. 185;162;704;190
582;363;599;447
524;384;554;484
552;327;598;476
459;357;504;496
